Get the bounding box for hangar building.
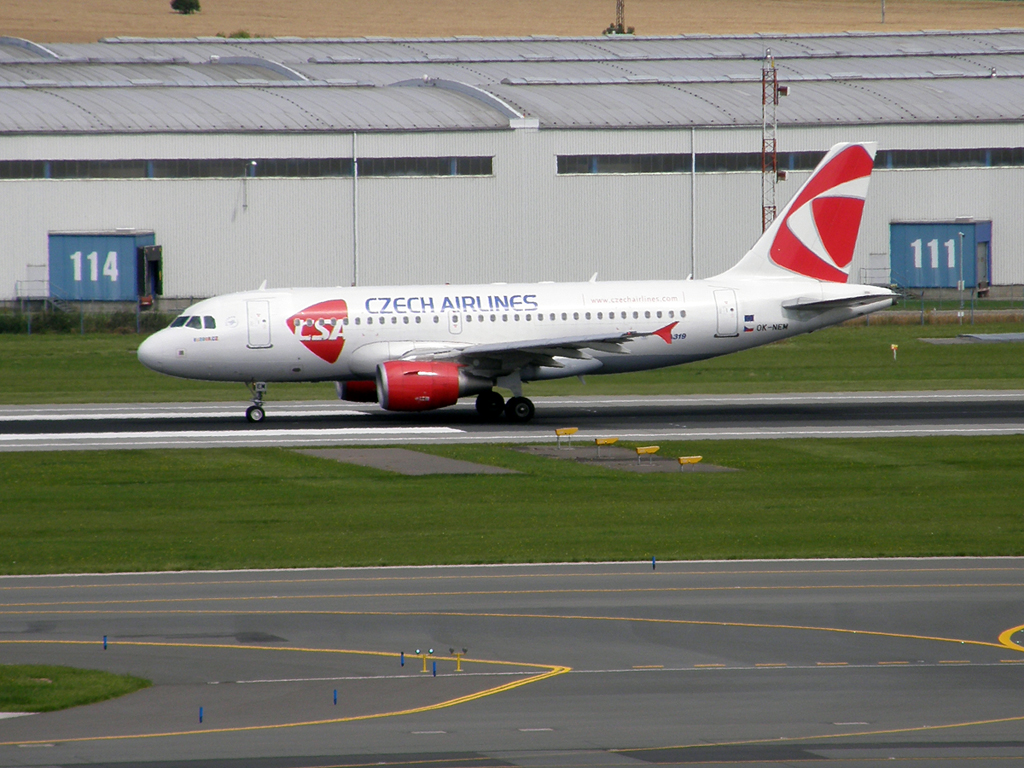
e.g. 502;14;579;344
1;29;1023;306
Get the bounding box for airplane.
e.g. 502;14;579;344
138;141;893;424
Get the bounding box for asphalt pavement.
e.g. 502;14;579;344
1;559;1022;766
2;390;1024;450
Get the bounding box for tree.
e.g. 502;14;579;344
171;0;201;14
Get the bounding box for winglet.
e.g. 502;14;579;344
653;322;677;344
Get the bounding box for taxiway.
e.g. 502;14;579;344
0;559;1022;766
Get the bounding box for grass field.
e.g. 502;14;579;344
1;322;1021;405
0;665;150;712
1;438;1021;575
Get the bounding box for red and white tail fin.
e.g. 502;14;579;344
724;142;877;283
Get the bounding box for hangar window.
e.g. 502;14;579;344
695;152;764;173
358;156;492;177
876;147;1024;169
556;148;1024;175
558;153;689;175
0;160;48;179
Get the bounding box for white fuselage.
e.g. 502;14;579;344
137;275;892;385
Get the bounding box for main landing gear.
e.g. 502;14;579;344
475;390;535;423
245;381;267;423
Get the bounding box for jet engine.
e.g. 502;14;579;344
376;361;486;411
336;380;378;403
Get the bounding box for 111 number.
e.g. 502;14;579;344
69;251;119;282
910;238;956;270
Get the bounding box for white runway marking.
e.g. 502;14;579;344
2;392;1023;451
0;408;359;422
0;426;463;451
0;427;459;442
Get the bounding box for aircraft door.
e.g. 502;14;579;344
714;289;739;337
448;313;462;335
246;300;273;348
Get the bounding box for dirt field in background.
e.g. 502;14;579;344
3;0;1023;43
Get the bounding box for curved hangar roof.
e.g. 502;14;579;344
1;29;1024;133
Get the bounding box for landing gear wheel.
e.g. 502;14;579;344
245;405;265;423
245;381;268;424
475;390;505;421
504;396;535;423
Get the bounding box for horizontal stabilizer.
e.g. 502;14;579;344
782;294;893;312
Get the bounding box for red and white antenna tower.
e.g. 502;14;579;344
761;48;779;232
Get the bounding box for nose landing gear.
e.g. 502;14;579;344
246;382;267;423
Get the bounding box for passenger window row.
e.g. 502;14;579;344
170;310;684;331
347;309;685;325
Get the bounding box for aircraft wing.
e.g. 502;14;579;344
401;324;675;374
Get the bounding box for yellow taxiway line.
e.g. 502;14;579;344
0;639;568;747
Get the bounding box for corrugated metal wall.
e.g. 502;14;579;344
3;123;1024;299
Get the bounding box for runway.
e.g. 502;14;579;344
1;559;1022;766
2;390;1024;451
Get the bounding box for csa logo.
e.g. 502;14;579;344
769;144;874;283
287;300;348;364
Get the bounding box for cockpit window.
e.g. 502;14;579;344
170;316;188;328
185;316;203;329
203;316;216;329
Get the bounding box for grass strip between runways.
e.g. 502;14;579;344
0;437;1022;574
0;664;150;712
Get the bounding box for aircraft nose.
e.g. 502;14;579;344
137;332;173;374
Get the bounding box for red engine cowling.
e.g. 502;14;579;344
336;380;378;403
376;361;461;411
